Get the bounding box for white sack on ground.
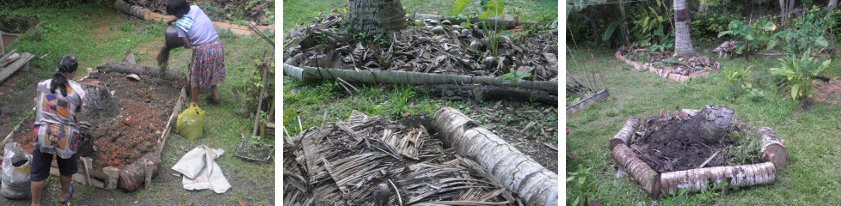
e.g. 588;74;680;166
171;145;231;193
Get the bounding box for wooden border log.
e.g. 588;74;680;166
609;118;639;150
96;63;186;82
283;63;558;93
659;162;776;195
432;107;557;206
415;84;557;105
0;53;33;83
759;127;787;169
118;152;161;191
566;89;609;114
611;144;660;198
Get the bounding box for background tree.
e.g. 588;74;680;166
674;0;695;56
830;0;838;10
347;0;407;35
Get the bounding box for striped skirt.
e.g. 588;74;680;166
189;39;226;88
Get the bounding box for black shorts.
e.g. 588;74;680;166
29;148;77;181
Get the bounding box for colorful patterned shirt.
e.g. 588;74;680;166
34;79;85;158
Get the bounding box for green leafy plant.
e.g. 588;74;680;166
647;27;673;52
718;18;778;54
770;53;831;100
631;0;672;50
567;164;595;206
775;6;831;55
723;65;767;101
499;68;532;84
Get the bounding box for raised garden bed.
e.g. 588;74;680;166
609;106;787;198
615;47;720;82
2;65;185;192
0;15;38;47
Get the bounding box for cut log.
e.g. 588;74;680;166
566;89;609;114
611;144;660;198
118;152;161;192
95;63;185;82
659;162;776;195
0;52;33;83
690;105;734;144
284;63;557;93
759;127;787;169
609;118;639;150
103;166;120;190
416;84;557;105
432;108;557;206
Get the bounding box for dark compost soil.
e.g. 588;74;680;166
10;72;180;170
632;113;736;173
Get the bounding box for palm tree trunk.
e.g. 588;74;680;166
348;0;407;35
674;0;695;56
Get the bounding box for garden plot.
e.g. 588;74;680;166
610;106;787;198
283;14;558;93
284;109;557;206
5;68;184;192
615;46;720;81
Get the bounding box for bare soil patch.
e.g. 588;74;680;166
10;71;180;170
814;78;841;104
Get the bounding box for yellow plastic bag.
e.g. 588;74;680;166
176;103;205;140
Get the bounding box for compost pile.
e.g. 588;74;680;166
122;0;273;25
631;106;747;173
284;111;518;205
283;14;558;81
13;71;180;170
619;46;720;75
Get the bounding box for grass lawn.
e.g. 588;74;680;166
1;4;273;205
282;0;558;32
567;48;841;205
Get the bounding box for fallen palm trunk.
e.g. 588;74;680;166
432;107;558;206
413;13;529;30
113;0;273;36
612;144;660;197
416;84;557;105
283;63;557;93
610;107;787;198
659;162;776;195
566;89;609;114
609;117;639;149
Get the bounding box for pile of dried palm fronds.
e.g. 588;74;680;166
283;14;558;81
283;111;519;205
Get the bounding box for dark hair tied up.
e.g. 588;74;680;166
166;0;190;18
50;55;78;96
